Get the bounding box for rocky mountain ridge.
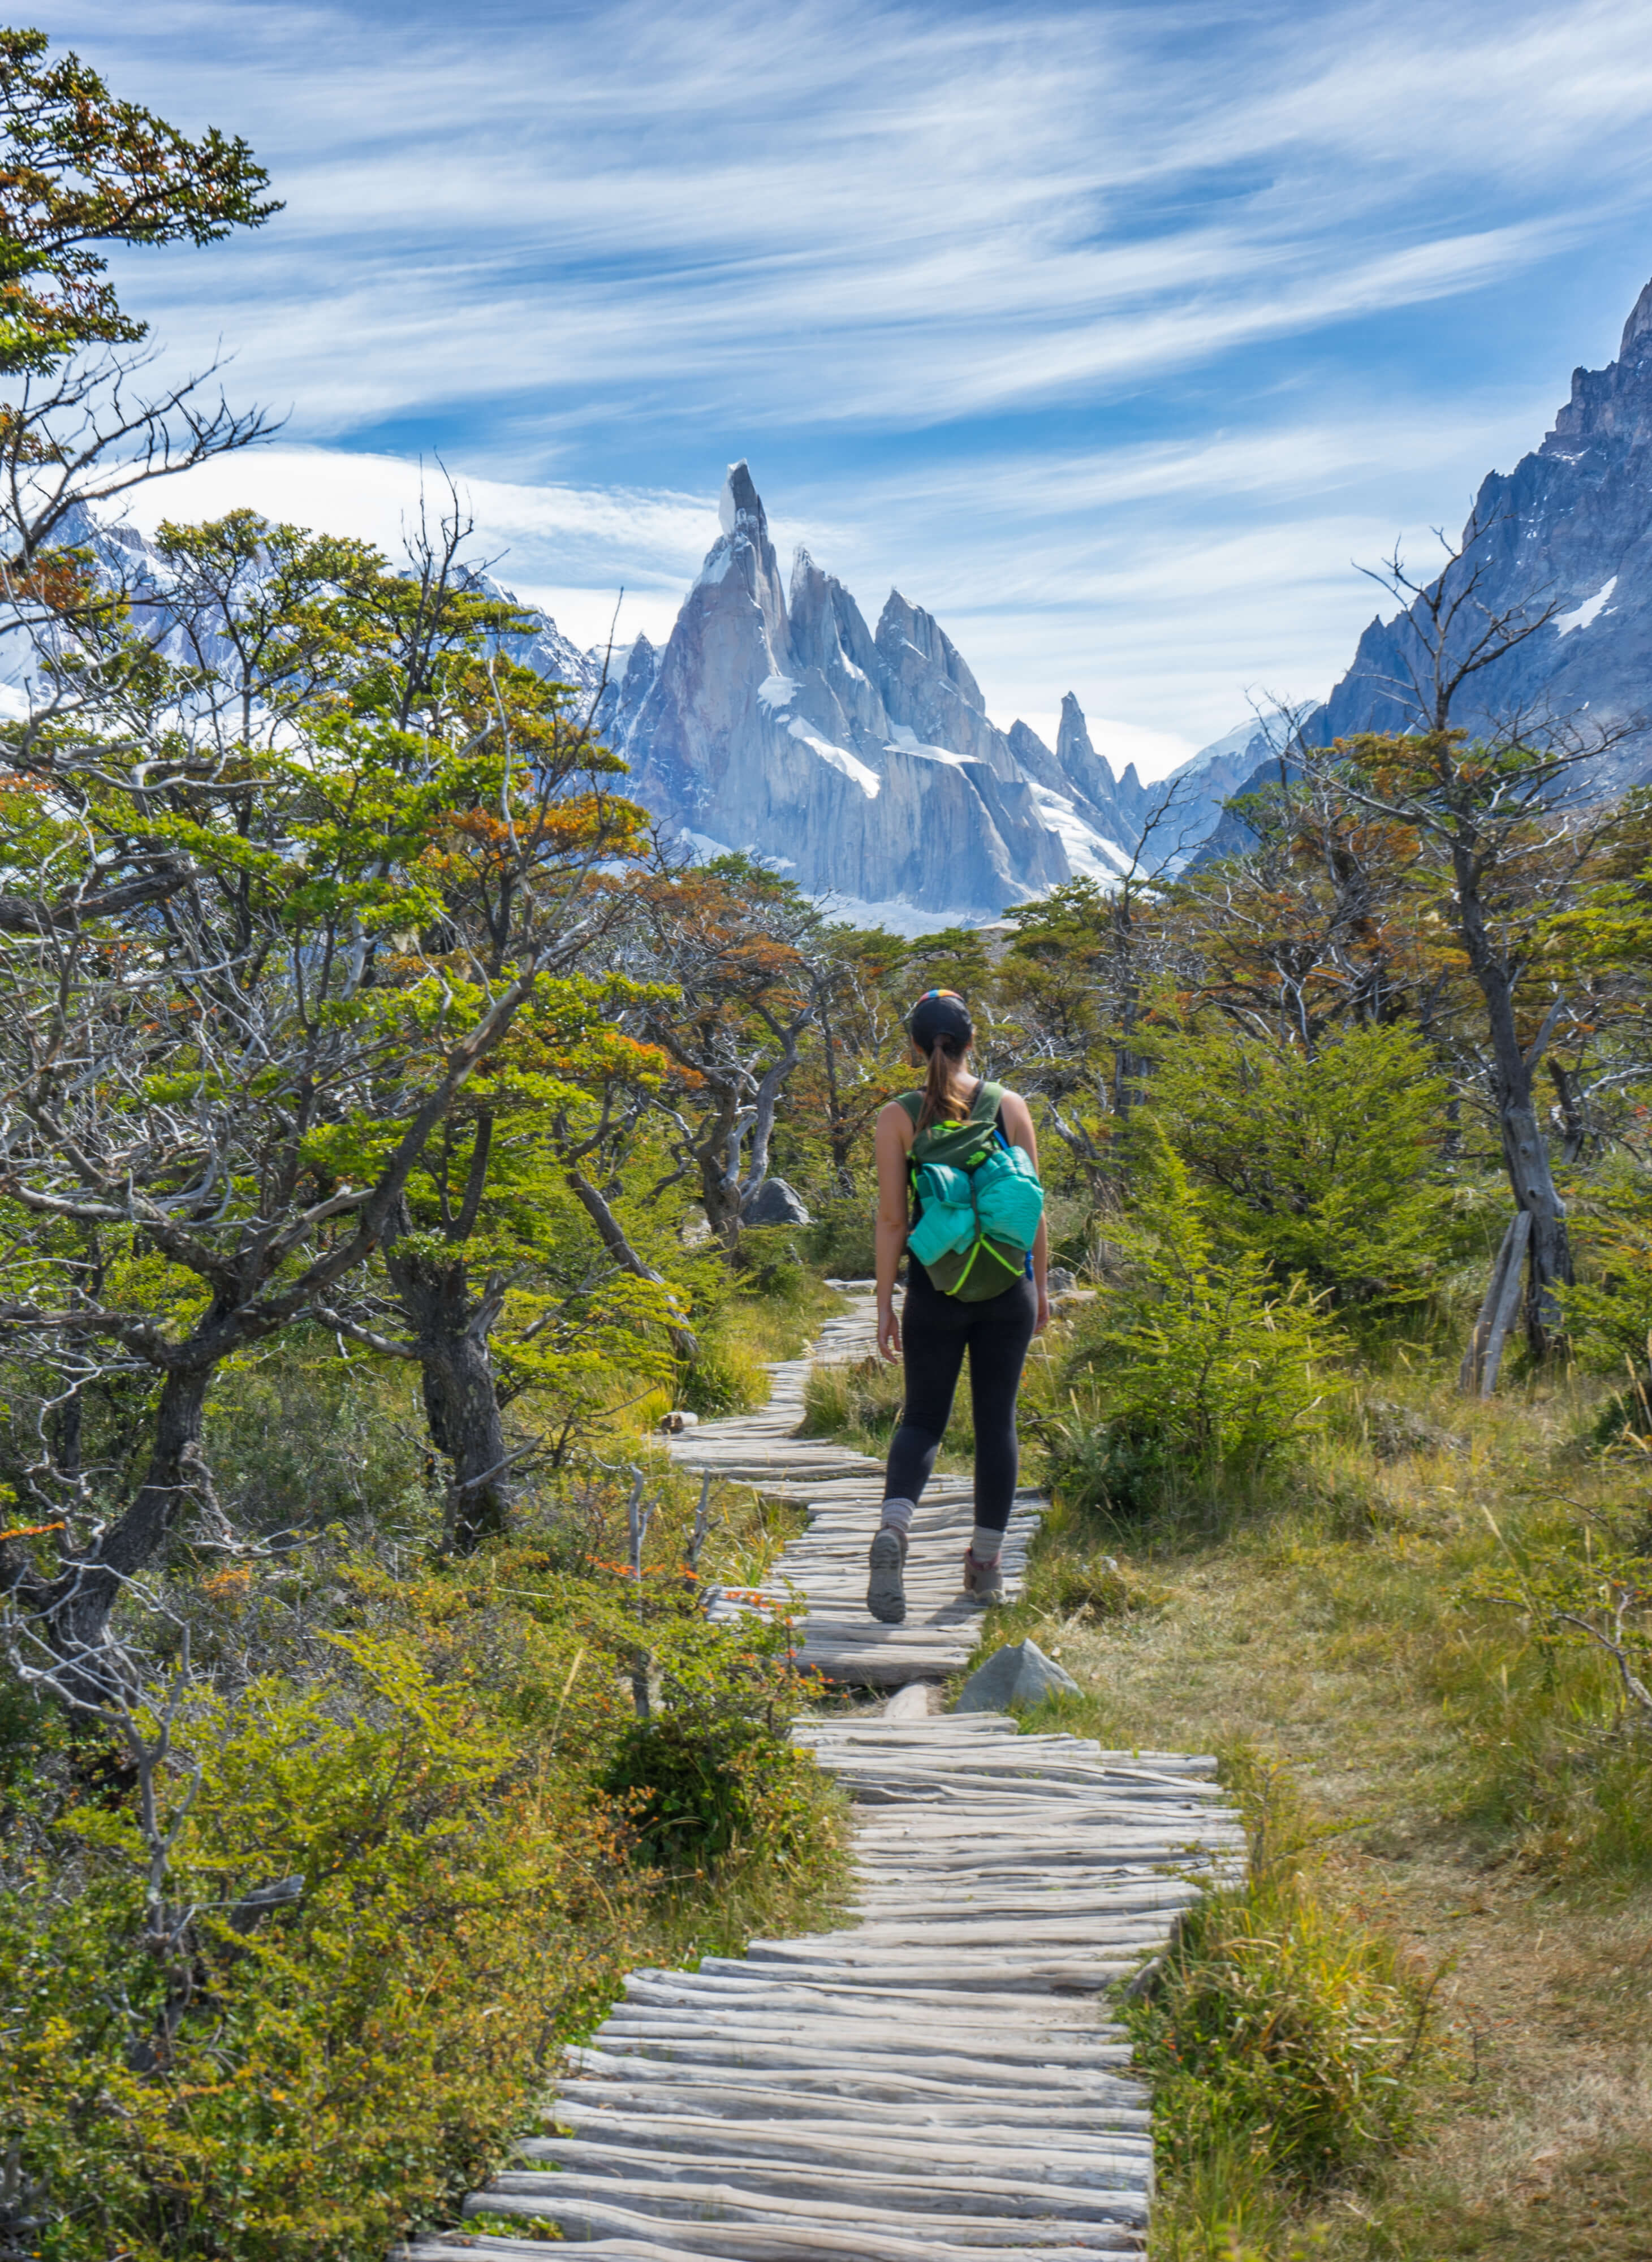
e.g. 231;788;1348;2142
585;463;1235;923
1197;271;1652;864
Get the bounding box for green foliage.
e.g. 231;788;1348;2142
679;1332;771;1417
1445;1493;1652;1876
603;1715;823;1868
1129;1758;1442;2247
1559;1153;1652;1374
4;1642;641;2262
0;28;279;373
0;1433;847;2262
1060;1139;1346;1508
1146;1022;1455;1311
802;1184;879;1278
205;1337;430;1537
801;1351;905;1447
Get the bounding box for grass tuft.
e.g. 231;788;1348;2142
1129;1754;1449;2256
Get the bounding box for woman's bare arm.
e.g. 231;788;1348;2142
873;1101;913;1362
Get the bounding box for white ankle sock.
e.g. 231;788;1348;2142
971;1525;1003;1562
879;1497;915;1536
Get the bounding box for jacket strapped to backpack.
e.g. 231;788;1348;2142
898;1080;1045;1301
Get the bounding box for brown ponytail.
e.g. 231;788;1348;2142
916;1036;973;1132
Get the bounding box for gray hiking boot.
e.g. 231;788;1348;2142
866;1527;908;1624
962;1548;1005;1606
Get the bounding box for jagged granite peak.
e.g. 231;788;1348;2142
786;547;890;755
871;589;1026;785
591;629;658;746
1313;271;1652;789
600;461;1121;914
1004;718;1066;795
719;456;767;539
876;590;987;714
1055;693;1116;811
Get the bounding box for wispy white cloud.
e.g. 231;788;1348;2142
33;0;1652;764
48;0;1652;433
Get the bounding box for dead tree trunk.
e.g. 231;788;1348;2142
1454;861;1572;1360
1459;1210;1532;1397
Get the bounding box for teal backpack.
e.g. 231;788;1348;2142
898;1080;1045;1301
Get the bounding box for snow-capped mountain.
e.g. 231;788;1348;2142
587;462;1227;921
1196;270;1652;870
1313;274;1652;784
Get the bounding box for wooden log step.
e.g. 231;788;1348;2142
619;1973;1131;2021
597;2018;1145;2072
688;1956;1140;1995
533;2106;1153;2187
566;2036;1135;2084
511;2140;1151;2201
482;2165;1149;2236
552;2073;1150;2126
415;2231;1133;2261
559;2055;1148;2113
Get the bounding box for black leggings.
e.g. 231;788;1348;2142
883;1264;1038;1537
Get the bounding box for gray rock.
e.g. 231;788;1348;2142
741;1176;810;1227
955;1636;1081;1713
1047;1264;1077;1294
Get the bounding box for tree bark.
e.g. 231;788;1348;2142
692;1086;748;1251
34;1359;215;1704
734;1011;807;1224
1549;1059;1586;1165
1453;854;1572;1358
384;1242;512;1551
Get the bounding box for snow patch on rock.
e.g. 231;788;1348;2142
789;719;881;798
1556;575;1618;634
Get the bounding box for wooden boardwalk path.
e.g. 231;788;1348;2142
408;1287;1239;2261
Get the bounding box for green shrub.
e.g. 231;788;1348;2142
1147;1022;1456;1313
2;1639;644;2262
0;1481;846;2262
602;1713;825;1868
801;1352;905;1445
679;1332;770;1415
1559;1154;1652;1375
1129;1757;1442;2246
803;1190;878;1279
1445;1494;1652;1878
1060;1138;1345;1509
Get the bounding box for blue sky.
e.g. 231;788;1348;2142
38;0;1652;772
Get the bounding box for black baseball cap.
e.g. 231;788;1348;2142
908;988;974;1050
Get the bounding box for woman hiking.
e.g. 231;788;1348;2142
866;988;1048;1625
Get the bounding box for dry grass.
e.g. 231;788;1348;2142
939;1345;1652;2261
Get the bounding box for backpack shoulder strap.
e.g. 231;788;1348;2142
893;1091;923;1126
970;1080;1004;1123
